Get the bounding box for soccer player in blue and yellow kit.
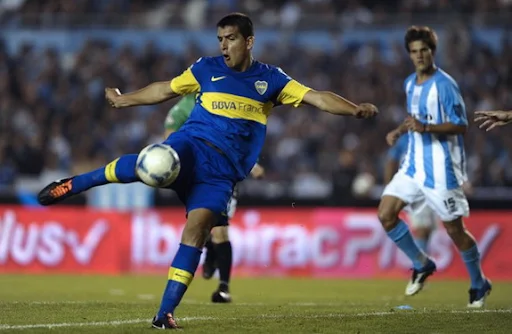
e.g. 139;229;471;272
37;13;378;329
164;94;266;304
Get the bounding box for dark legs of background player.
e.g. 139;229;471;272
202;235;217;279
414;227;432;254
204;226;233;303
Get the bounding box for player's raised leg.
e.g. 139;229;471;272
37;154;139;205
378;173;436;296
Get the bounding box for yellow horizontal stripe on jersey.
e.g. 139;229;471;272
170;68;201;95
199;92;273;125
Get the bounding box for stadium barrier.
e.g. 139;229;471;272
0;206;510;280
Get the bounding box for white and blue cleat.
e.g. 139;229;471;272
405;259;437;296
467;279;492;308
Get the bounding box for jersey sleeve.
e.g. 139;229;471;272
170;58;205;95
438;80;468;126
273;67;311;107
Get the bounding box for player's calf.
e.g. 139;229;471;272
155;208;217;320
443;218;490;306
378;196;434;295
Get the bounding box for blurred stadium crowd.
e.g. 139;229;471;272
1;0;511;28
1;0;512;199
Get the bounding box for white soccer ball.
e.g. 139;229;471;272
135;143;181;188
351;172;375;198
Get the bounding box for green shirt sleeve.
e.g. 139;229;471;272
164;94;196;131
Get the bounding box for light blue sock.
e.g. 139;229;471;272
461;245;485;289
415;238;429;254
387;220;429;270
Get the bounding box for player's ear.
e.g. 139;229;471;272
246;36;254;51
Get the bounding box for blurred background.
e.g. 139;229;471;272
1;0;512;209
0;0;512;282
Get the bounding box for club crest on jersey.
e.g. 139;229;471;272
254;81;268;95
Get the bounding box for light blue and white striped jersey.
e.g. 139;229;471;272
400;69;468;190
388;134;409;163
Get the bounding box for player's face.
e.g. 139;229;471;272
408;40;434;72
217;25;253;69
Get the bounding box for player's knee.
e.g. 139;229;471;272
443;217;466;237
377;204;399;230
378;196;406;230
211;226;229;243
181;209;218;248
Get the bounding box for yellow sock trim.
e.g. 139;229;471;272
105;158;119;182
168;267;194;286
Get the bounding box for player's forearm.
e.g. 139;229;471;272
424;123;467;135
395;121;408;135
316;91;358;116
384;160;399;184
116;82;177;107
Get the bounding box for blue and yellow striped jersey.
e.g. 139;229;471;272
170;56;311;180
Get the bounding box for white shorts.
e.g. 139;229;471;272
406;202;437;229
382;172;469;222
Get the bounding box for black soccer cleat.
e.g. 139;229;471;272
211;285;232;303
151;313;180;330
37;177;75;206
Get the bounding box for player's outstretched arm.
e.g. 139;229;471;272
106;82;178;108
474;110;512;131
302;90;378;119
404;115;466;135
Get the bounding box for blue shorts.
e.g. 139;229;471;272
163;131;236;226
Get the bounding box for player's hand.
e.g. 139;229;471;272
404;116;426;133
250;164;265;179
105;88;122;108
386;130;401;146
354;103;378;119
474;110;512;131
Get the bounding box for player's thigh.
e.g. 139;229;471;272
421;186;469;223
186;139;237;221
379;173;422;221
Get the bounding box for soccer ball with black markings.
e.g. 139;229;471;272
135;143;181;188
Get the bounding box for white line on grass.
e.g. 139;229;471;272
0;309;510;331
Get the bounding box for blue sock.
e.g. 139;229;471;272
387;220;429;270
415;238;429;254
157;244;202;317
71;154;139;194
461;245;485;289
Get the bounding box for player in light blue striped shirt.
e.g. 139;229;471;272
379;26;491;307
384;134;437;254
